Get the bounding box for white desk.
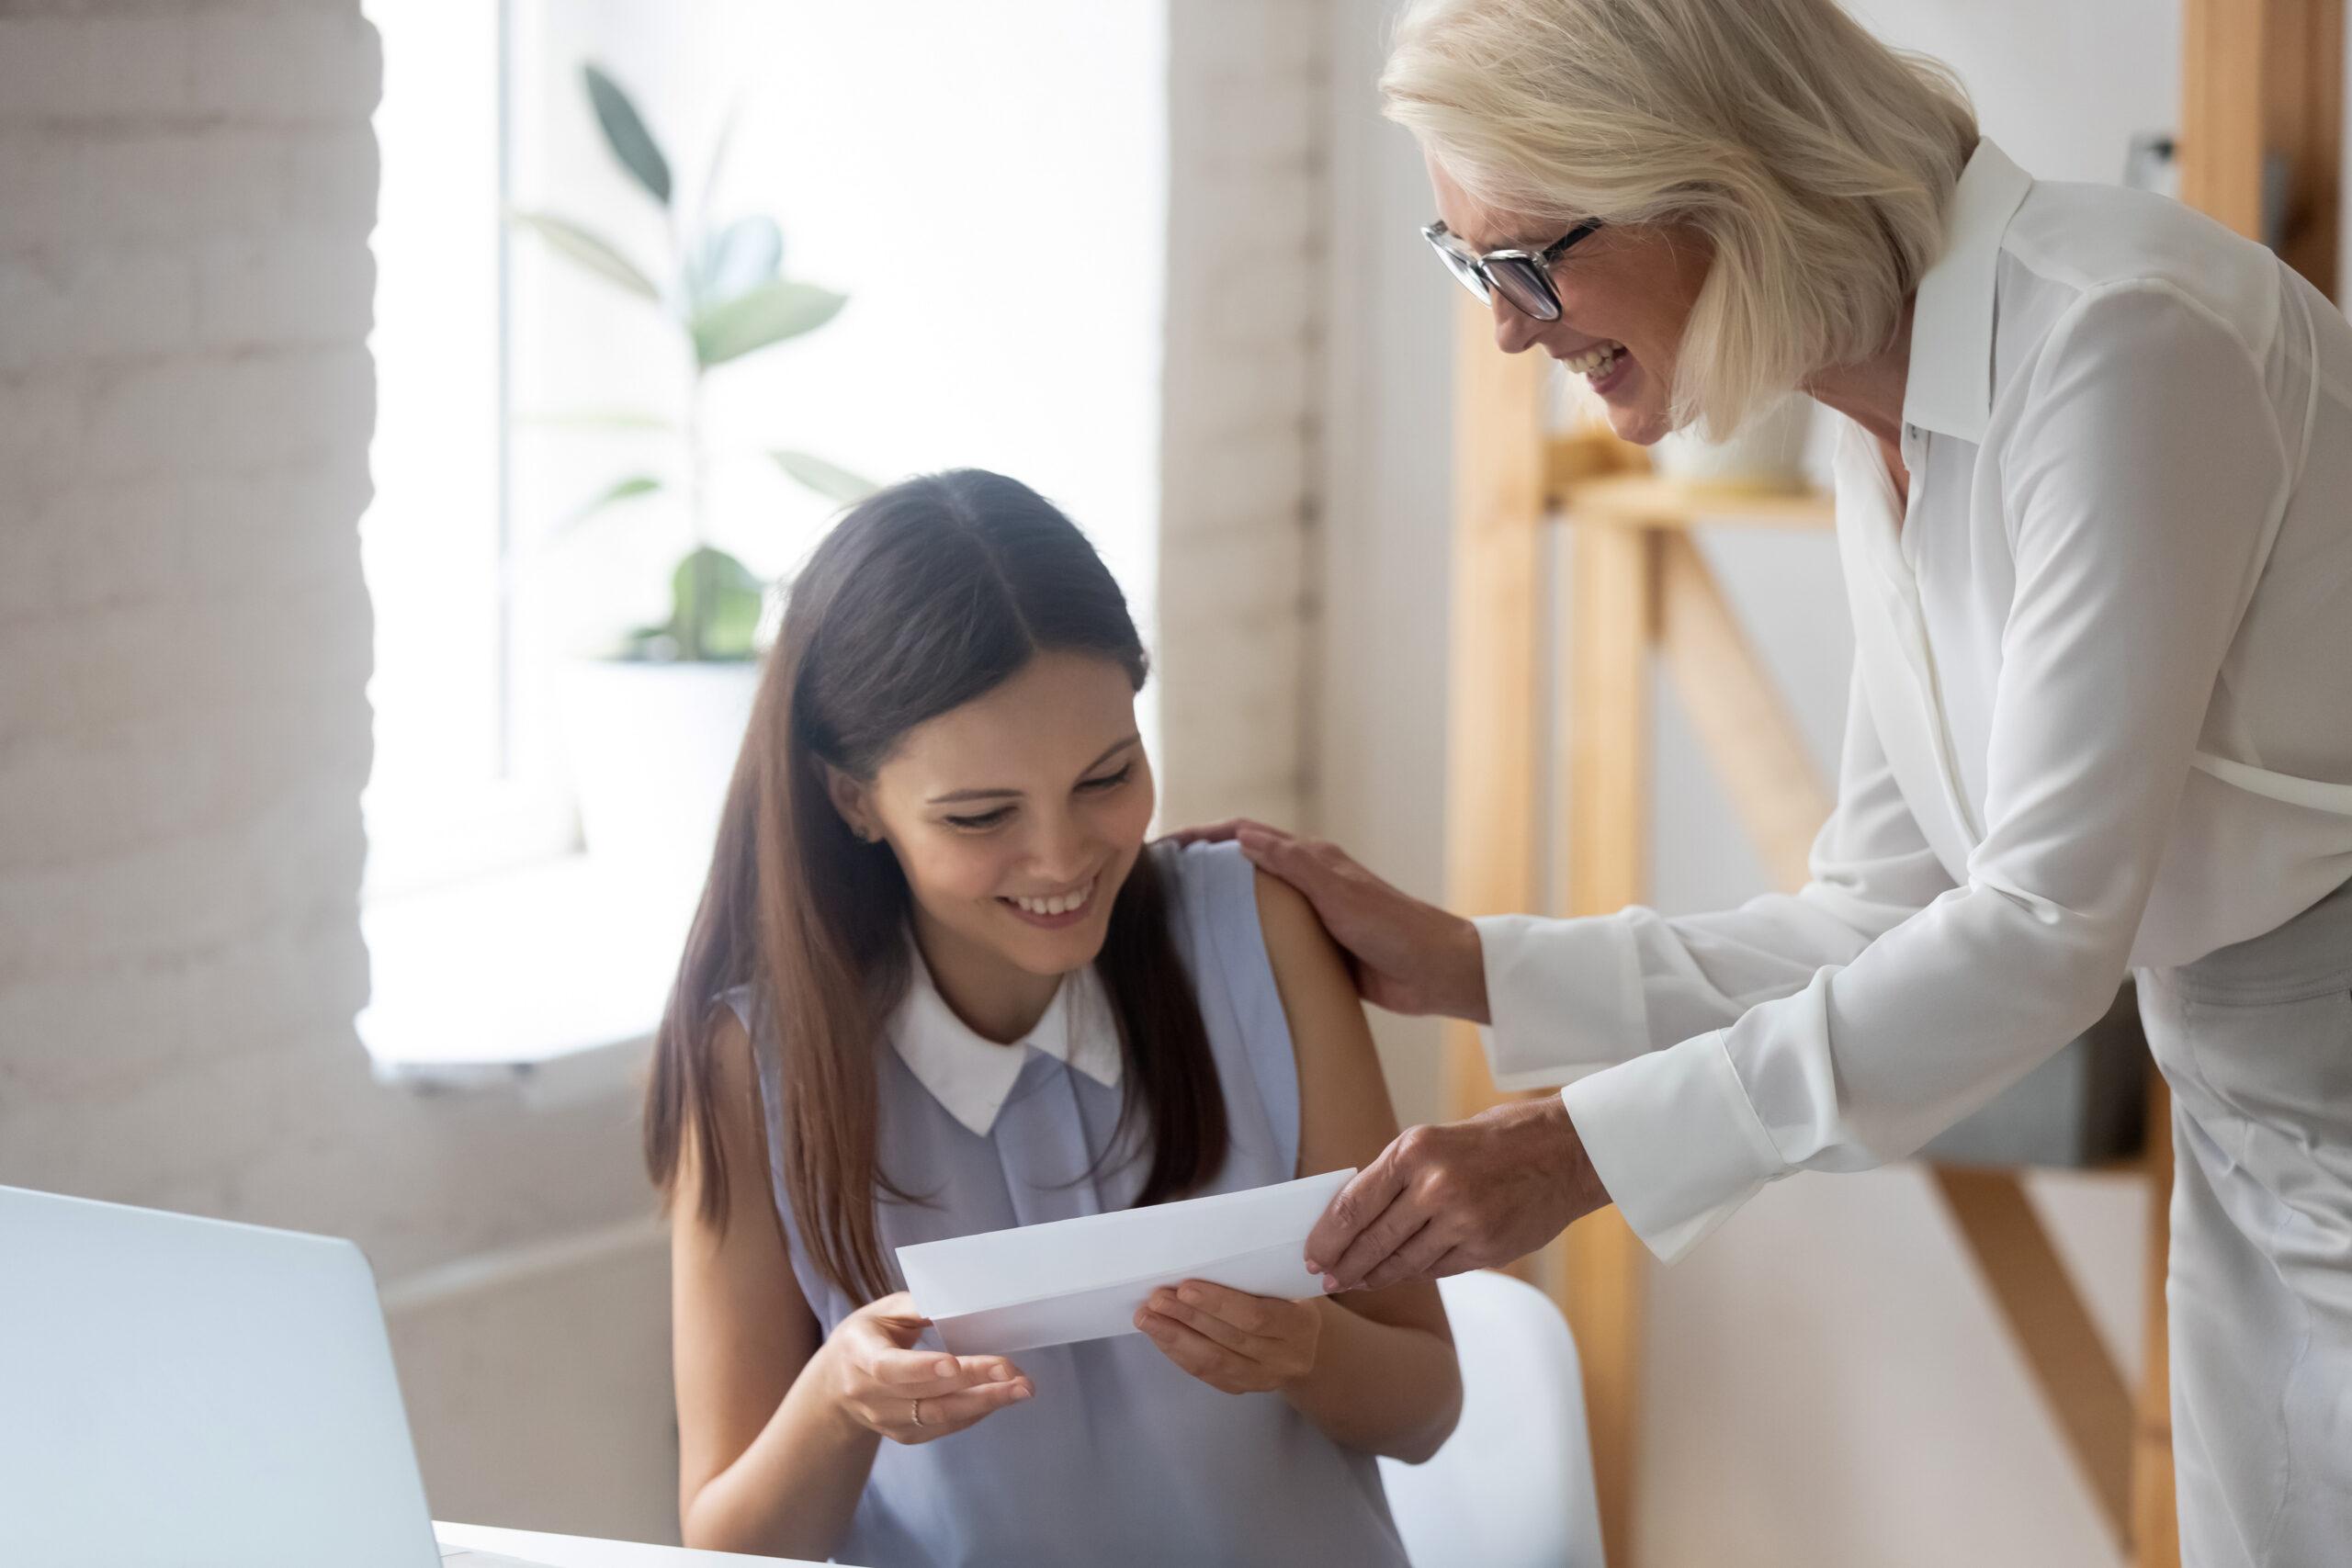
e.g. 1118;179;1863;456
435;1520;830;1567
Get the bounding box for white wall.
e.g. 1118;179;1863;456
1157;0;1332;829
1314;0;1459;1122
0;2;683;1543
1312;3;2185;1564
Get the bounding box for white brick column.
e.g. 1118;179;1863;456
0;9;687;1536
0;0;382;1202
0;0;659;1284
1156;0;1332;829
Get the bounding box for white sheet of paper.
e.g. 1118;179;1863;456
897;1168;1353;1355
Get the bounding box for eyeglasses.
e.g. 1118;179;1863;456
1421;218;1603;322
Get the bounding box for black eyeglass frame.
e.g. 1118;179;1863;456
1421;218;1603;322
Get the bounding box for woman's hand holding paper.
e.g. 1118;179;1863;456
1306;1095;1608;1292
1135;1280;1325;1394
820;1292;1035;1445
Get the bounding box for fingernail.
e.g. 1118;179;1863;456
1178;1285;1203;1305
1320;1274;1340;1293
1012;1384;1033;1401
1303;1258;1323;1275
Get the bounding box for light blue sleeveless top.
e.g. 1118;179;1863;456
731;840;1408;1568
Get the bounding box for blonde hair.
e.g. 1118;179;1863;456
1384;0;1977;435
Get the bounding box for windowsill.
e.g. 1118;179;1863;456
359;853;701;1098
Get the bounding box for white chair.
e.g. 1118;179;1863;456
1377;1269;1606;1568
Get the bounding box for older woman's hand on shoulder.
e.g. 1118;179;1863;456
1164;820;1489;1021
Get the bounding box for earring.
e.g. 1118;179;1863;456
854;825;876;843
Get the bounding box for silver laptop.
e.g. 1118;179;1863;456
0;1184;548;1568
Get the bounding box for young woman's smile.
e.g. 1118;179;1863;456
999;872;1102;928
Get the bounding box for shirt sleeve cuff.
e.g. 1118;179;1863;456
1560;1031;1786;1263
1472;912;1648;1091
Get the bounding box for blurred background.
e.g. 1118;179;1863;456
0;2;2301;1563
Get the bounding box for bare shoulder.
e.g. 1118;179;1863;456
1251;867;1396;1160
676;1000;780;1243
1253;866;1348;987
705;1002;760;1112
669;998;817;1513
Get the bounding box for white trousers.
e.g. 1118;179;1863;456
2137;876;2352;1567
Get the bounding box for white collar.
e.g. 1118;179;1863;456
888;941;1123;1138
1904;137;2035;445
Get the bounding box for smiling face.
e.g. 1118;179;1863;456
829;649;1156;993
1428;154;1712;446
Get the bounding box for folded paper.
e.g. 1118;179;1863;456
898;1168;1353;1355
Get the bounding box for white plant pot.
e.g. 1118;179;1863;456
557;659;761;887
1651;393;1815;494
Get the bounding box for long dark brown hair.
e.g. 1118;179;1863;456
644;469;1228;1301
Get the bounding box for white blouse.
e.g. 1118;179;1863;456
1476;139;2352;1262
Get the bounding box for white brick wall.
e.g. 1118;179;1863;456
1156;0;1331;829
0;5;386;1215
0;5;676;1539
0;5;384;740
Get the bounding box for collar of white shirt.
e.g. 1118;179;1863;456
1903;136;2036;446
889;940;1124;1137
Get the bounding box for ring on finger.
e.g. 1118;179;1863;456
910;1397;926;1429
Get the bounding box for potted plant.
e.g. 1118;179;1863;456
514;63;875;876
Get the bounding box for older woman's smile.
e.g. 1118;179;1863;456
1556;341;1636;398
1554;341;1623;377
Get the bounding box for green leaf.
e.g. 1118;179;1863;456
671;546;764;661
691;279;847;367
583;63;672;207
690;215;783;308
556;474;662;536
511;212;660;301
771;450;879;504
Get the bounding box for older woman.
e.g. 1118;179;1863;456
1193;0;2352;1560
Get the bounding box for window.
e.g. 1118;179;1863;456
358;3;1170;1078
360;0;556;901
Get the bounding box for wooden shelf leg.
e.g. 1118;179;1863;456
1931;1167;2136;1549
2133;1082;2179;1568
1440;296;1550;1298
1557;518;1657;1568
1441;293;1548;1080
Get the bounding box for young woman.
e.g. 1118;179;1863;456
645;470;1460;1565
